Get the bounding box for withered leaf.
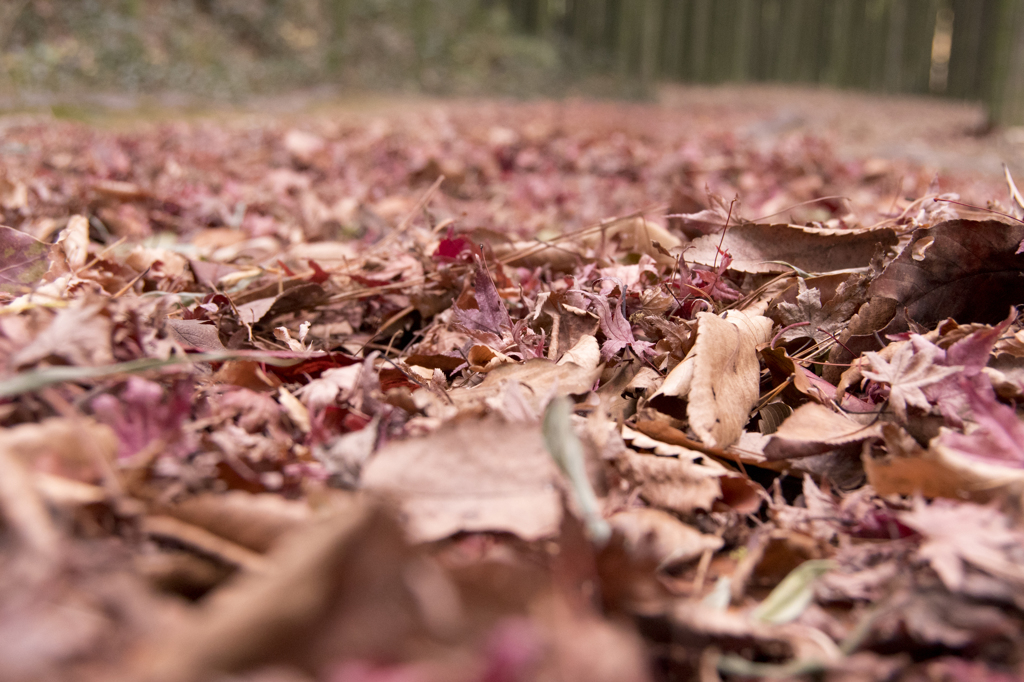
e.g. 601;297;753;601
765;402;882;460
686;310;773;449
155;491;310;553
869;219;1024;329
166;319;226;351
862;337;962;422
608;508;723;569
0;225;51;294
687;223;897;274
361;416;563;542
449;358;602;413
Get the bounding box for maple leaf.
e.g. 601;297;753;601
775;275;868;346
775;280;829;344
923;312;1014;426
583;291;652;360
861;337;962;421
937;378;1024;468
900;498;1024;592
452;259;512;336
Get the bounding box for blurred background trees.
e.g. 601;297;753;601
2;0;1024;124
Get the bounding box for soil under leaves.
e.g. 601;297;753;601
2;90;1024;682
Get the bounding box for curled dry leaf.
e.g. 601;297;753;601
448;357;602;414
685;310;773;449
141;515;270;574
608;508;724;569
139;498;424;682
153;491;311;553
764;402;882;460
619;427;729;516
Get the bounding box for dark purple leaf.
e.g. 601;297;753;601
452;259;512;335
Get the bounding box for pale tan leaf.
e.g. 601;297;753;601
361;416;563;542
449;358;602;414
557;334;601;371
616;450;723;517
155;491;311;553
609;508;723;569
0;446;59;561
56;214;90;270
141;515;270;574
687;311;773;448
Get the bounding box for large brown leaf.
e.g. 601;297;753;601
360;416;563;542
869;219;1024;329
686;311;772;449
687;223;897;274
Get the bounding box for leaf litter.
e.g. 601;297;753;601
0;98;1023;682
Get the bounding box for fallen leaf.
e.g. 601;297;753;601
448;358;602;414
153;491;310;553
0;225;52;294
935;378;1024;468
686;223;897;274
361;416;563;542
686;310;773;448
765;403;882;460
618;432;727;516
862;337;962;422
608;508;723;569
166;319;226;351
900;499;1024;592
868;219;1024;330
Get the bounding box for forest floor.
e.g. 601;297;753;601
2;84;1024;682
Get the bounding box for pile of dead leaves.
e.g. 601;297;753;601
1;100;1024;682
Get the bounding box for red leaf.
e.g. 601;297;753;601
308;259;330;284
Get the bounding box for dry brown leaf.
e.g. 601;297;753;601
166;319;226;351
141;515;270;574
686;310;773;449
11;300;115;368
449;358;602;414
154;492;310;553
0;418;118;562
686;223;897;274
869;219;1024;330
608;508;723;569
616;440;724;516
865;424;985;500
139;498;430;682
557;334;601;371
765;403;883;460
56;214;90;270
361;416;563;542
0;446;59;561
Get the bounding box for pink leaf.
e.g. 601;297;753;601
0;226;52;293
938;379;1024;468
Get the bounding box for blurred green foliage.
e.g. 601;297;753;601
0;0;568;99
